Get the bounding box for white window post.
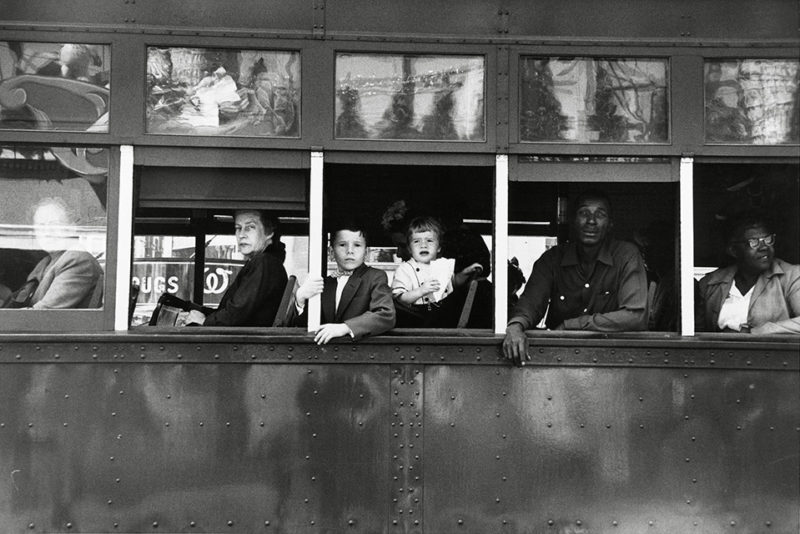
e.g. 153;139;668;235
494;154;509;334
308;150;324;332
679;156;695;336
114;145;134;331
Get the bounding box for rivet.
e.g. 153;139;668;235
649;520;654;526
165;422;170;427
576;520;582;526
547;519;554;526
612;520;618;526
66;523;73;529
109;456;114;461
140;354;146;359
265;520;270;526
457;519;464;525
28;524;34;529
348;519;355;526
685;457;690;462
108;499;113;505
116;478;121;483
765;521;772;527
495;497;500;503
214;354;220;359
153;522;158;528
415;347;421;352
227;520;234;526
189;521;196;527
730;520;736;526
575;349;580;354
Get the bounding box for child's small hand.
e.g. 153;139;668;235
459;263;484;276
314;323;352;344
296;276;324;305
420;279;441;295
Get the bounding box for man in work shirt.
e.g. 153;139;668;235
503;190;648;365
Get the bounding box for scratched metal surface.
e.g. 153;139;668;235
424;365;800;534
0;363;390;533
0;338;797;533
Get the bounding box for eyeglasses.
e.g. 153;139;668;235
733;234;776;249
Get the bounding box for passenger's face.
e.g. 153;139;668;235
574;198;611;247
408;230;440;264
234;211;271;259
332;230;367;272
34;203;72;253
730;225;774;275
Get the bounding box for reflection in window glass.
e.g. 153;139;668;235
0;146;107;309
705;59;799;144
0;42;110;132
335;53;485;141
146;47;300;137
520;57;668;143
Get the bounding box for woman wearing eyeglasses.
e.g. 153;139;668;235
697;212;800;334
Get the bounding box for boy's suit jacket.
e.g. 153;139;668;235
291;264;395;340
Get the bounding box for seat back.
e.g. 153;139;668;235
88;272;104;308
272;275;297;327
457;278;480;328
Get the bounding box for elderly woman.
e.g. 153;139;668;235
697;213;800;334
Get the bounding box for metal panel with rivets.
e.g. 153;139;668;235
0;334;797;533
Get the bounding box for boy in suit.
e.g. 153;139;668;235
291;224;395;344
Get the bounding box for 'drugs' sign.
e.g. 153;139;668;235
132;259;244;306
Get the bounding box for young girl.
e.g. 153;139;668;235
392;216;482;327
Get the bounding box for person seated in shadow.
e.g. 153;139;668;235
10;197;103;309
697;211;799;334
183;209;287;326
636;220;679;332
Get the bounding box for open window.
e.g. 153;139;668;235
132;163;308;327
509;157;679;332
322;162;494;329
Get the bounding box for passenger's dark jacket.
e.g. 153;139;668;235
288;264;395;340
204;245;288;326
